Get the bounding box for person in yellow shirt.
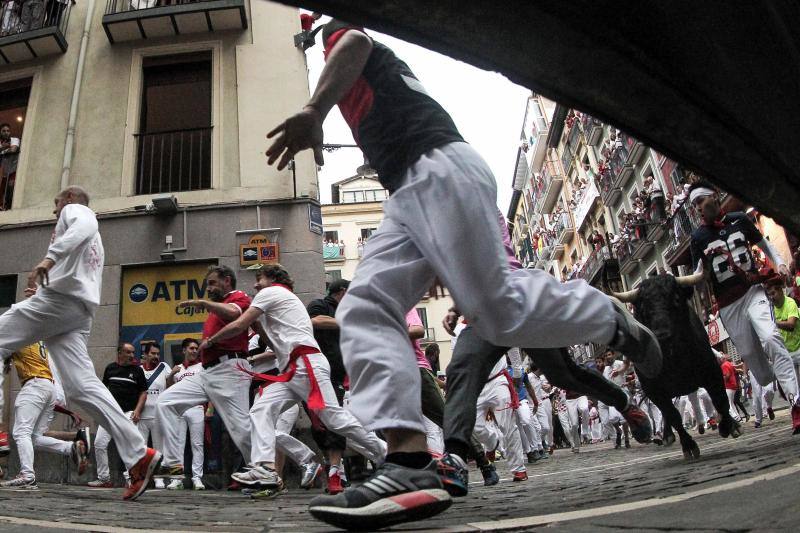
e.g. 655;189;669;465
765;277;800;381
0;341;89;489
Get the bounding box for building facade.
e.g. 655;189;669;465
508;95;797;362
0;0;326;470
322;172;456;370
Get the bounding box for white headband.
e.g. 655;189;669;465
688;187;715;204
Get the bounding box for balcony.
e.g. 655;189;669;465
554;212;574;244
0;151;17;210
135;126;212;195
102;0;247;44
323;242;345;262
631;235;654;261
663;200;702;266
581;114;603;146
621;131;646;166
577;246;612;284
539;160;564;213
609;143;634;190
598;168;621;206
0;1;71;64
615;241;638;275
552;242;565;260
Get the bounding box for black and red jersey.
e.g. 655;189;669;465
322;20;464;193
690;211;763;308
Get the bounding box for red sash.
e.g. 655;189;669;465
237;345;325;410
488;369;520;410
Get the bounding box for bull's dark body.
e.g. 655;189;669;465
627;275;740;458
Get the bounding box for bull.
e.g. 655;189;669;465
612;272;742;459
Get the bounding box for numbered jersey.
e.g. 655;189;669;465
13;341;53;383
690;211;763;308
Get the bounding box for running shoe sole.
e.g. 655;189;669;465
310;489;452;531
125;450;162;501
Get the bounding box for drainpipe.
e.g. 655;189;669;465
61;0;96;189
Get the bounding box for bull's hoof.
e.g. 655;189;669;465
663;433;676;446
682;442;700;460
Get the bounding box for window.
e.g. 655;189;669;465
136;52;212;195
0;275;16;308
360;227;377;241
342;191;356;203
324;230;339;243
327;270;342;282
0;78;31;211
415;307;429;330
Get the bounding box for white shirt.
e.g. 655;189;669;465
604;360;627;388
250;286;320;371
528;372;545;401
488;356;506;380
141;361;170;419
174;361;203;383
248;334;277;373
45;204;104;308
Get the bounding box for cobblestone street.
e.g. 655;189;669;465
1;410;798;532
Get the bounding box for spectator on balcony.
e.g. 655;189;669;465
130;0;157;10
338;240;345;255
45;0;69;28
0;124;19;155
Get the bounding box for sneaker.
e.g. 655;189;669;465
231;464;282;487
75;427;92;456
0;431;9;457
698;423;705;435
754;421;762;428
155;464;183;479
527;451;539;463
792;405;800;435
767;407;775;420
652;433;663;446
308;460;452;531
0;475;38;490
71;440;89;476
300;461;324;489
123;448;163;501
537;449;549;460
166;478;184;490
480;463;499;486
87;479;112;488
708;417;718;430
192;477;205;491
608;297;663;378
154;477;166;489
246;481;287;500
436;453;468;497
512;470;528;482
326;467;344;495
621;404;653;443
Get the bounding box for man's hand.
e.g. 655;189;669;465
442;309;460;336
69;412;83;429
171;364;182;375
24;287;37;298
179;300;206;310
130;411;141;424
199;339;212;353
266;107;325;171
27;258;55;288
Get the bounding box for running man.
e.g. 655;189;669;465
265;19;661;530
0;186;160;500
689;181;800;433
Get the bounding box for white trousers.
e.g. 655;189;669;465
137;417;163;451
13;377;71;479
423;416;444;455
635;394;663;436
725;389;742;422
750;372;775;423
536;398;552;448
249;353;385;465
475;378;525;472
590;417;603;441
598;402;624;439
0;289;146;469
156;358;253;467
276;404;318;466
175;406;205;479
337;142;618;432
721;285;799;404
515;399;541;453
95;411;134;482
565;397;588;449
686;388;716;427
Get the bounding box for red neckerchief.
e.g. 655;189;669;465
488;369;521;410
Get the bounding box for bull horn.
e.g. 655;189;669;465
611;289;639;302
675;271;705;287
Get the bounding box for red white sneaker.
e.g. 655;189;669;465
512;471;528;482
0;431;9;456
791;404;800;435
326;468;344;495
123;448;162;501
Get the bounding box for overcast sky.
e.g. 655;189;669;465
305;19;531;214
